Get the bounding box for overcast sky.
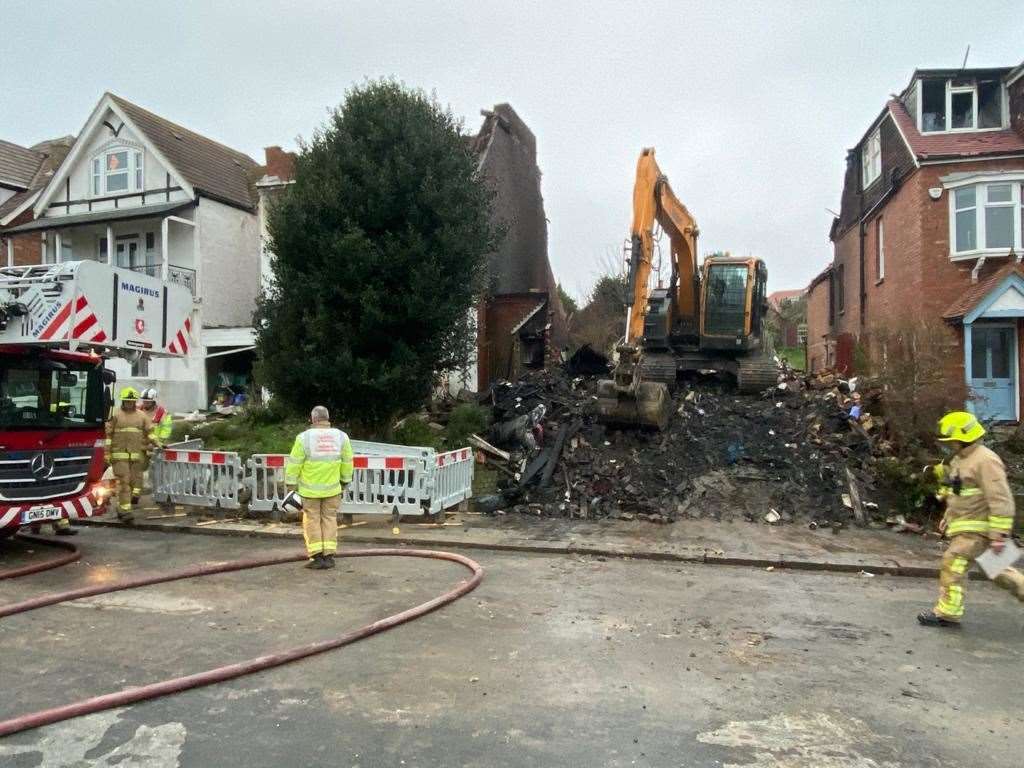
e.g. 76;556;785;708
2;1;1022;298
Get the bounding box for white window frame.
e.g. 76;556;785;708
947;85;977;132
90;146;144;197
861;128;881;189
876;218;884;281
946;174;1024;260
919;78;1005;134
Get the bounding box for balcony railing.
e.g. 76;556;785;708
126;263;196;296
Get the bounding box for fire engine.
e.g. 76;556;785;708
0;261;192;535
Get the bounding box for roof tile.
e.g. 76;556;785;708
0;139;45;189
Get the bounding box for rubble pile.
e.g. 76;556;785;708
471;366;897;527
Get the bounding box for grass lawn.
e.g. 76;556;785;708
777;346;806;371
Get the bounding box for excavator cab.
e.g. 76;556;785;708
700;256;768;352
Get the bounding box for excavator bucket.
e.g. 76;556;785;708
596;379;672;431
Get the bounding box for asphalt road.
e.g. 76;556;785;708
1;527;1022;767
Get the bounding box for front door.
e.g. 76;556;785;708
970;324;1017;421
115;238;141;271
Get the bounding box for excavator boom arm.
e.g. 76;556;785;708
625;148;699;343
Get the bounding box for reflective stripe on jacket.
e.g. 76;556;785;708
942;443;1016;539
105;409;155;462
152;406;173;442
285;426;354;498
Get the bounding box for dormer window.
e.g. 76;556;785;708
861;128;881;189
920;78;1004;133
91;147;144;196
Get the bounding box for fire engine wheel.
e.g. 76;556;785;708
0;547;483;737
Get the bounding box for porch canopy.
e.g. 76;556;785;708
945;261;1024;422
2;200;191;234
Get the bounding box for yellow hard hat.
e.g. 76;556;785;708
120;386;140;401
937;411;985;443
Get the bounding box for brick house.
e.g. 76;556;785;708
766;288;805;347
809;60;1024;421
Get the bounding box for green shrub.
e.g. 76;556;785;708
445;404;490;448
392;416;441;449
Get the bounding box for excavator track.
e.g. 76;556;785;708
639;353;677;389
736;355;780;394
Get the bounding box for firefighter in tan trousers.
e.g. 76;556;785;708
285;406;354;570
918;411;1024;627
105;387;156;523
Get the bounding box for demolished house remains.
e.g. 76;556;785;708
448;104;568;394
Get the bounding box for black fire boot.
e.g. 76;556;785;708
323;554;336;569
917;610;960;628
305;554;328;570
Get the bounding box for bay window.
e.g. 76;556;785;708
90;147;144;196
949;179;1024;257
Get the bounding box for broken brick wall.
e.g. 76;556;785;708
478;292;550;388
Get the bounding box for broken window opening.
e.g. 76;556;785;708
978;80;1002;129
950;89;975;130
921;80;946;133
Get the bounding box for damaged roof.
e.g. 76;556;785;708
470;104;550;297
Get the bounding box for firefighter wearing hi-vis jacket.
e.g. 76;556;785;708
918;411;1024;627
139;388;173;444
105;387;157;523
285;406;354;570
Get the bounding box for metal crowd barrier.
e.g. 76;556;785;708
153;439;474;520
430;448;474;514
152;448;244;510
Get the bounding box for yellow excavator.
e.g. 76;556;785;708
596;148;776;430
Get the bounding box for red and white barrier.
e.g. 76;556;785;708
161;449;233;465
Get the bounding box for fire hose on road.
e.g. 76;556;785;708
0;547;484;738
0;535;81;581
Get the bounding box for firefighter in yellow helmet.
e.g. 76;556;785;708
285;406;354;569
919;411;1024;627
105;387;157;523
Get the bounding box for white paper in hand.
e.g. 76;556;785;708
975;540;1022;580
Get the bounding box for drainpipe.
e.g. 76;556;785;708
858;220;866;329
